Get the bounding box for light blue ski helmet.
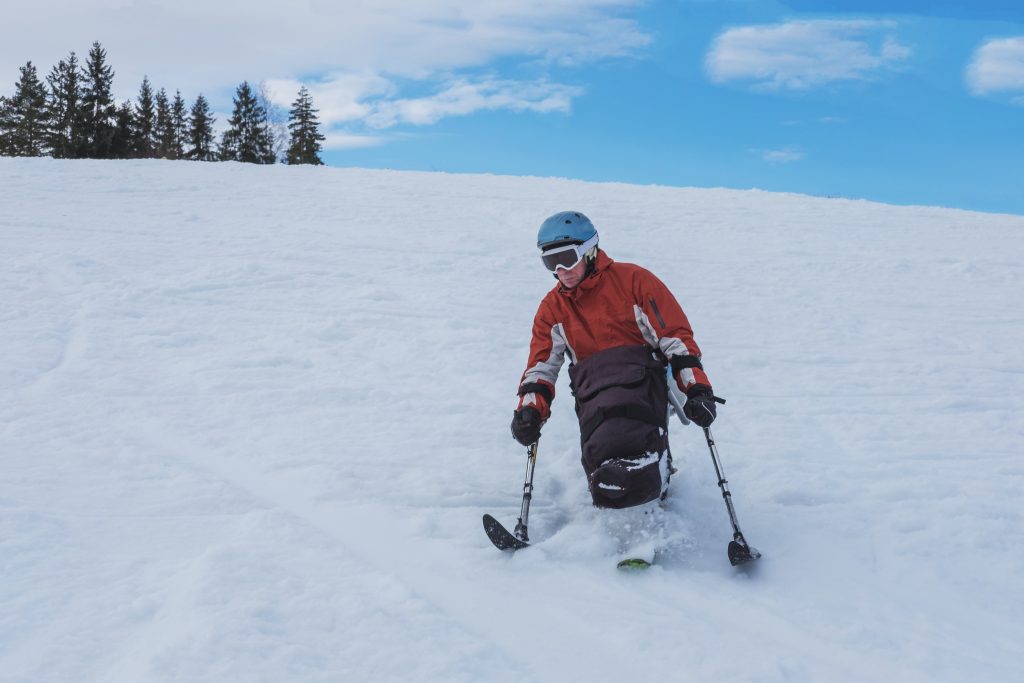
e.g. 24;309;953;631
537;211;597;250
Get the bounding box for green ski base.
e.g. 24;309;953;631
616;558;653;570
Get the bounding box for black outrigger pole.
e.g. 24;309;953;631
482;441;537;551
666;389;761;566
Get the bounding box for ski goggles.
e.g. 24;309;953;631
540;234;598;272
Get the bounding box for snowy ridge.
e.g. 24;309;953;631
1;157;1023;682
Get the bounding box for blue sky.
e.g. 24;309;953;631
325;1;1024;215
5;1;1023;214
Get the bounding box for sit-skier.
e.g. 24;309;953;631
511;211;717;528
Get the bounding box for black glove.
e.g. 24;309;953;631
511;407;543;446
683;385;717;428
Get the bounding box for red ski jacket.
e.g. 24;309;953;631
517;250;712;419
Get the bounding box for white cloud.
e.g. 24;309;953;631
255;74;581;156
1;1;646;137
757;147;805;163
261;73;580;132
323;132;387;151
966;37;1024;97
364;78;583;129
706;20;911;90
263;73;395;127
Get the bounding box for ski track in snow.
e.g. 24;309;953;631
1;158;1023;682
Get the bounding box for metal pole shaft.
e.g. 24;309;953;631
703;427;745;540
667;385;759;564
668;390;750;541
513;442;537;542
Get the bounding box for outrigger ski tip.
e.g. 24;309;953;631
616;557;653;570
483;513;530;551
728;538;761;566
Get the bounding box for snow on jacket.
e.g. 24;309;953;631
516;249;712;420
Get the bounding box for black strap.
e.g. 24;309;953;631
579;405;666;444
518;382;553;403
670;354;704;372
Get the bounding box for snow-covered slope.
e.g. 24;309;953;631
2;157;1022;682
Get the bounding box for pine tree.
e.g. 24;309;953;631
110;100;135;158
46;52;82;159
2;61;50;156
134;76;156;158
0;96;12;155
219;81;275;164
187;93;217;161
154;87;171;158
286;86;325;165
79;41;117;158
169;90;187;160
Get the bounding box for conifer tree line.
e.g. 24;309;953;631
0;42;326;165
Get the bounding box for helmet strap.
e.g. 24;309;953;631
584;247;598;276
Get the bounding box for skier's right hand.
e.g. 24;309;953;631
511;407;543;446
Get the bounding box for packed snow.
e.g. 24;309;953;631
2;157;1022;682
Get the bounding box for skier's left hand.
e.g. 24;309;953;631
683;384;717;428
